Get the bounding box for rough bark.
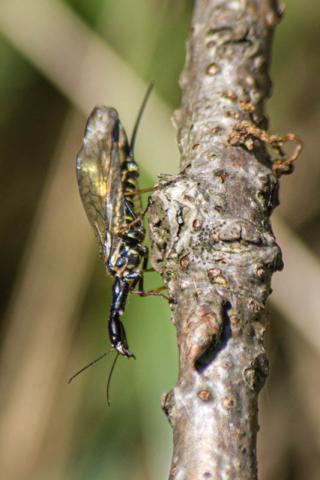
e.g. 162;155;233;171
148;1;286;479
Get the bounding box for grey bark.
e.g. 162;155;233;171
148;1;287;479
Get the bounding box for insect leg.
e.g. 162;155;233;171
129;248;169;300
124;186;155;197
114;197;152;235
131;285;170;301
139;246;155;274
138;247;149;292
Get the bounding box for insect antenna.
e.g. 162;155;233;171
130;81;155;152
106;352;120;407
68;350;112;384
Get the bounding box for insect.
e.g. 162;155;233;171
75;85;155;369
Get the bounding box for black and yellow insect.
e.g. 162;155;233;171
76;87;153;360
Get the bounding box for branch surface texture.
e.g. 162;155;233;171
148;1;286;479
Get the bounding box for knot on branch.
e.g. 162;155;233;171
161;391;176;427
149;173;283;310
184;302;225;367
243;352;269;393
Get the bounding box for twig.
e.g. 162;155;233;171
148;1;291;478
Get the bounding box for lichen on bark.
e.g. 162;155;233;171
148;1;295;479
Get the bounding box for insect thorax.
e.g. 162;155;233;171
106;238;146;285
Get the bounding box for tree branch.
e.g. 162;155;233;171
148;0;288;478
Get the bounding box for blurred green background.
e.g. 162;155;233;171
0;1;320;479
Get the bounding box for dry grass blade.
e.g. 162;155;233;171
0;111;95;480
0;0;178;177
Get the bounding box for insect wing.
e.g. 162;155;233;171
76;106;121;258
104;124;127;244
